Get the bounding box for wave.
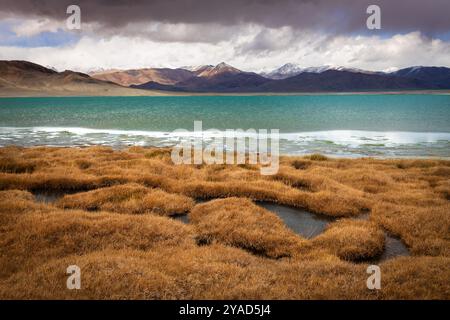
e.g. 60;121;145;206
0;127;449;157
280;130;450;146
1;126;449;143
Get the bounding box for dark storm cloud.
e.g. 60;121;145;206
1;0;449;36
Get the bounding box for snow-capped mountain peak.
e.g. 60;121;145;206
181;65;214;72
262;64;335;79
262;64;384;79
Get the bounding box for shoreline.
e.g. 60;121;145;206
1;89;450;98
1;144;449;160
1;126;449;159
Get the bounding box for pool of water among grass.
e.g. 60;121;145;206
258;202;410;262
33;191;409;262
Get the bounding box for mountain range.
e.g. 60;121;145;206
259;63;383;79
96;62;450;93
1;60;449;96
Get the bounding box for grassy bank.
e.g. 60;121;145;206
0;146;449;299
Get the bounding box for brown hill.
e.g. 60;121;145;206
90;67;194;86
133;62;270;92
0;60;164;97
90;63;243;87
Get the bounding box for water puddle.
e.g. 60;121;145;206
258;202;410;262
376;233;410;262
258;202;334;239
171;214;189;223
353;211;371;221
33;191;66;203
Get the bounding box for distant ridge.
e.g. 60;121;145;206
2;60;450;95
390;66;450;89
261;63;383;80
132;63;450;93
91;62;246;87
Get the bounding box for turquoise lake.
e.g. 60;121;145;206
0;94;449;157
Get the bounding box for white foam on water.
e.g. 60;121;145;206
0;127;449;157
280;130;450;146
5;127;447;144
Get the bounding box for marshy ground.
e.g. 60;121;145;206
0;146;449;299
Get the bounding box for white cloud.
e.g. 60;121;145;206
1;23;449;73
10;18;62;37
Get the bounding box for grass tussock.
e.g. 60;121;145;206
291;159;312;170
0;189;53;228
0;189;35;211
0;146;449;299
56;183;194;216
190;198;304;258
0;157;37;173
0;209;194;279
0;246;372;300
2;246;447;300
378;256;450;299
312;219;385;261
372;203;450;256
307;153;329;161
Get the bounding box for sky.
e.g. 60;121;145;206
0;0;449;73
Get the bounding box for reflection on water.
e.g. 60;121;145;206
377;234;410;262
34;192;65;203
172;214;189;223
258;202;334;239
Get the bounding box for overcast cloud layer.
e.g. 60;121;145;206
0;0;449;72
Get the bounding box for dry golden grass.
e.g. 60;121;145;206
0;189;37;213
56;183;195;216
0;189;52;228
312;219;385;261
2;246;447;300
372;203;450;256
0;146;449;299
0;246;375;300
0;208;194;279
378;256;450;299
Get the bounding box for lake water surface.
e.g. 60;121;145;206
1;95;449;157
